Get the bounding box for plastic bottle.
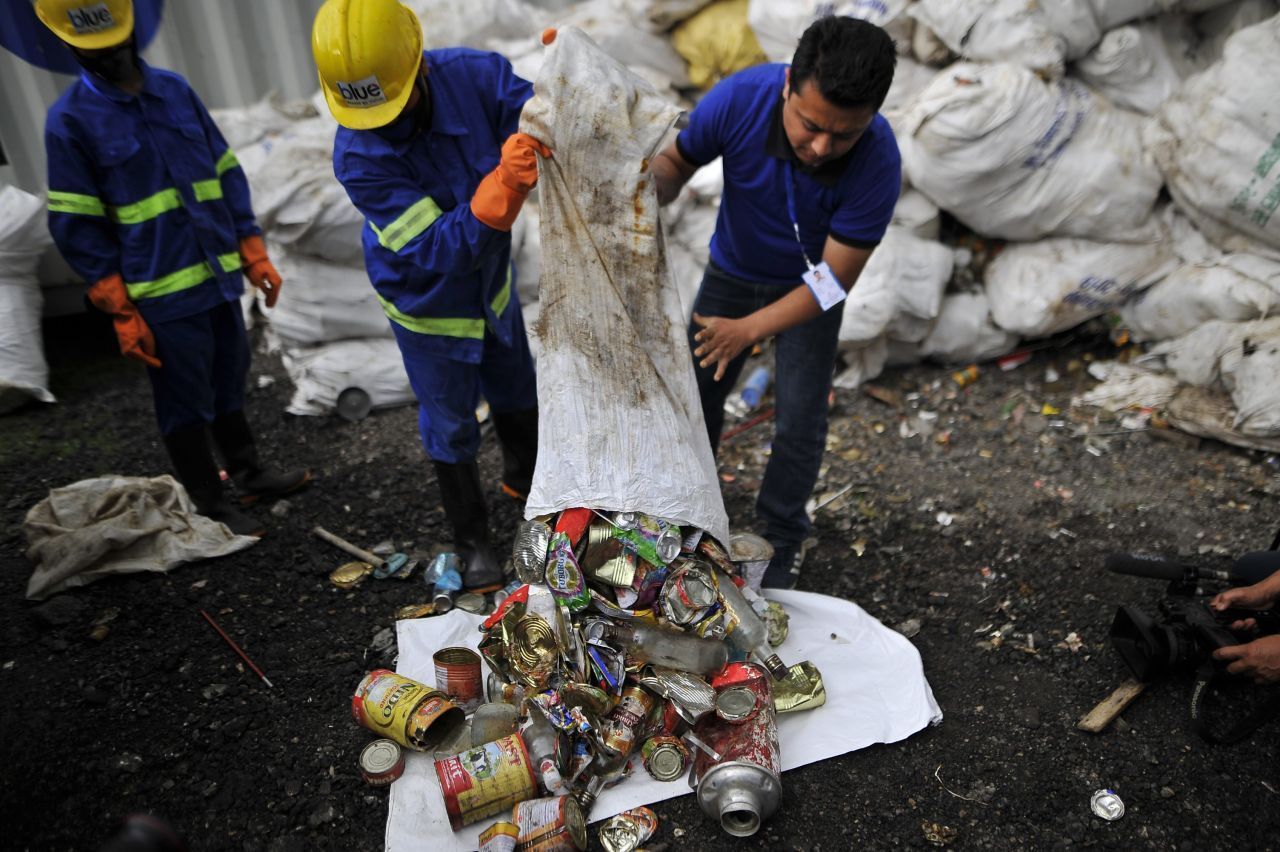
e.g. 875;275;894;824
738;365;771;410
521;706;568;795
713;569;788;679
600;621;729;675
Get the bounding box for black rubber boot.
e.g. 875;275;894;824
210;409;311;504
433;459;505;592
491;406;539;501
162;425;265;538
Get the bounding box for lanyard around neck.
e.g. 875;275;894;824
784;162;817;271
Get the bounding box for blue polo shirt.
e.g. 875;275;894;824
676;63;901;288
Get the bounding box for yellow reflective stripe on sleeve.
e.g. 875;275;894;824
125;250;244;300
491;265;512;317
48;190;106;217
372;196;443;253
216;149;239;176
376;294;485;339
193;179;223;202
111;188;182;224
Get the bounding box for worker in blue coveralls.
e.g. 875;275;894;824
313;0;549;591
39;0;310;538
652;16;901;589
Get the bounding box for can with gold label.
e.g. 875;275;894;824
434;733;537;830
480;821;520;852
513;795;587;851
351;669;465;752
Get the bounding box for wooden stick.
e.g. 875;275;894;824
1076;679;1146;733
312;525;384;567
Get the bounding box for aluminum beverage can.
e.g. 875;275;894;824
600;685;658;758
692;662;781;837
434;646;484;714
1091;789;1125;820
351;669;465;752
479;822;520;852
513;794;588;851
434;733;537;830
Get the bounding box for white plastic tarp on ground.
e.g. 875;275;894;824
385;589;943;851
518;27;728;541
23;475;258;600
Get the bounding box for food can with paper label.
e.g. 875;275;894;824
434;733;537;830
512;794;587;851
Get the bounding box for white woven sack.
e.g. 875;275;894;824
748;0;915;63
1074;22;1183;114
1146;16;1280;259
519;27;729;541
898;62;1163;242
0;186;55;410
910;0;1066;76
1120;253;1280;342
282;338;414;417
985;236;1175;337
263;245;391;346
919;292;1019;364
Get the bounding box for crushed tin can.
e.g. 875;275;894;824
727;531;773;591
456;592;488;614
395;602;436;620
659;562;718;626
434;733;537;830
692;662;781;837
772;661;826;714
638;668;716;724
330;560;374;589
714;684;759;723
479;821;520;852
641;735;690;782
512;794;587;851
598;807;659;852
1091;789;1125;821
612;513;682;566
513;518;554;584
358;738;405;787
351;669;465;752
470;702;520;746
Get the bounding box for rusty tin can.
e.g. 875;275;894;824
480;821;520;852
351;669;465;752
692;662;781;837
358;738;406;787
513;794;588;851
434;733;537;830
434;646;484;714
640;735;690;782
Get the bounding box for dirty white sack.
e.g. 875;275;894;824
919;292;1020;364
1073;361;1180;410
748;0;916;63
518;27;728;541
1120;253;1280;342
985;235;1175;338
1145;16;1280;259
385;589;943;851
265;245;392;346
281;338;415;417
910;0;1067;76
833;337;890;389
23;475;258;600
0;185;55;412
898;63;1163;243
1074;21;1184;115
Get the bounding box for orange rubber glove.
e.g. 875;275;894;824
541;27;557;45
470;133;553;232
88;274;162;369
239;235;282;308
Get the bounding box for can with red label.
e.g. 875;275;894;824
352;669;465;752
434;646;484;714
513;794;587;851
434;733;537;830
359;738;406;787
599;684;658;758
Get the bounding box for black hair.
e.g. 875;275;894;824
790;16;896;111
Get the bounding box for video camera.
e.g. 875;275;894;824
1107;549;1280;742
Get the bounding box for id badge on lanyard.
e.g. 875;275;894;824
786;164;845;311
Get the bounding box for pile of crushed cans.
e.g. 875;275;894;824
350;507;827;850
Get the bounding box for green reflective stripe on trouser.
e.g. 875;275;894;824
372;196;443;253
111;188;182;224
377;268;513;339
126;251;243;301
216;149;239;176
48;190;106;217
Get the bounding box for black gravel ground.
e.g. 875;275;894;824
2;311;1278;851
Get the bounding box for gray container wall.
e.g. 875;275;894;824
0;0;327;194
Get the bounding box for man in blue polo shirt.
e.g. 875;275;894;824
313;0;550;591
652;16;900;589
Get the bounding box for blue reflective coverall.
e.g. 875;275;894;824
44;62;260;434
333;48;538;463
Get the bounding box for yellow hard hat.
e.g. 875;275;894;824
35;0;134;50
312;0;424;130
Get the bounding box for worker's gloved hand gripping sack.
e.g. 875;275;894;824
470;132;552;231
88;274;162;369
239;235;283;307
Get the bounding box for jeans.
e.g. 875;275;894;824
688;261;844;551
